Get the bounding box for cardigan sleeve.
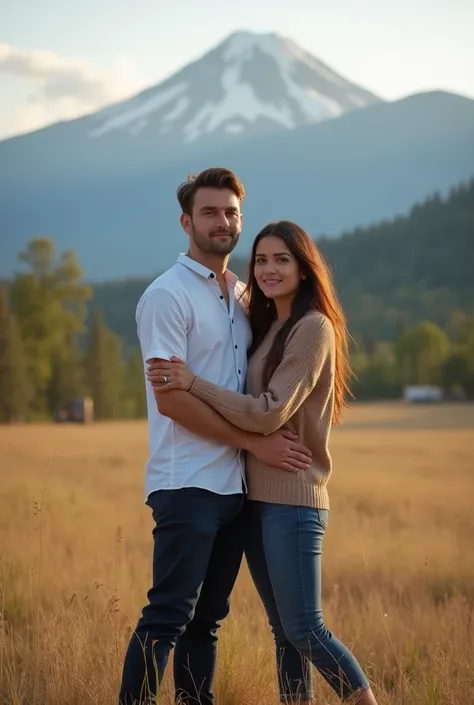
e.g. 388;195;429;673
189;314;334;434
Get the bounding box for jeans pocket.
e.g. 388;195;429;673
147;489;175;521
315;508;329;530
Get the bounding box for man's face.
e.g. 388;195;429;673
181;187;242;256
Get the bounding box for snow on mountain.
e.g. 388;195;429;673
87;31;381;143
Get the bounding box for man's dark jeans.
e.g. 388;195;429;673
118;487;245;705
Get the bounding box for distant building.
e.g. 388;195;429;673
403;385;443;403
54;397;94;423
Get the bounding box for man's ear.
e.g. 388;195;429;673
180;213;192;236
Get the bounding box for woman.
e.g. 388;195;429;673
147;221;378;704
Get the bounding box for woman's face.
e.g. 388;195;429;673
254;235;303;303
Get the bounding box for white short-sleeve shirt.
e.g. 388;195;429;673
136;253;252;501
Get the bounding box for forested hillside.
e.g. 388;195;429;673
91;180;474;347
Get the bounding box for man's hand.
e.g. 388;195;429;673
245;429;312;472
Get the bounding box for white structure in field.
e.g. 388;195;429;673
403;385;443;403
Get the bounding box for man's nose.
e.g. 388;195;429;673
216;212;230;228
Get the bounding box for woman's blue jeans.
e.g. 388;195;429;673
245;501;370;702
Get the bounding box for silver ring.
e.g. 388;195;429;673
163;376;169;384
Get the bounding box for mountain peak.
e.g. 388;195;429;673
87;30;381;143
218;29;284;56
218;29;319;62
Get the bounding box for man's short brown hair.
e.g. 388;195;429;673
176;167;245;216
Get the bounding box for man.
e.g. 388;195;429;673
118;167;312;705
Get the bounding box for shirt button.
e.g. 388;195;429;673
210;273;215;279
220;295;224;300
238;370;241;374
235;345;238;349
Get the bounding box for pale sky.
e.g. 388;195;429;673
1;0;473;140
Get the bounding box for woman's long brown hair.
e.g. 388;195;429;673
241;220;353;425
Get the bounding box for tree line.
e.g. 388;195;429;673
0;238;146;422
1;232;473;423
350;317;474;401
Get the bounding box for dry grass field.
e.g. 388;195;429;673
1;402;474;705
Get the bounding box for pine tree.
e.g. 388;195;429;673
0;288;31;422
11;237;91;415
85;310;124;420
123;350;147;418
47;331;85;414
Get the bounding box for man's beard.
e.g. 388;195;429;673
191;224;240;255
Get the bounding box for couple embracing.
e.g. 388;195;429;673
118;167;378;705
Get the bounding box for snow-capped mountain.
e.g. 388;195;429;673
86;30;381;144
1;29;473;282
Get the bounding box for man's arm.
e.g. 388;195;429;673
137;289;254;450
155;387;312;472
137;287;311;470
155;387;253;450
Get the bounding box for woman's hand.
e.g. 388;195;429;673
146;356;196;392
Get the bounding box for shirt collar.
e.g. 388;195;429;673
177;253;238;287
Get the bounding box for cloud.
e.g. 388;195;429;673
0;44;147;136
